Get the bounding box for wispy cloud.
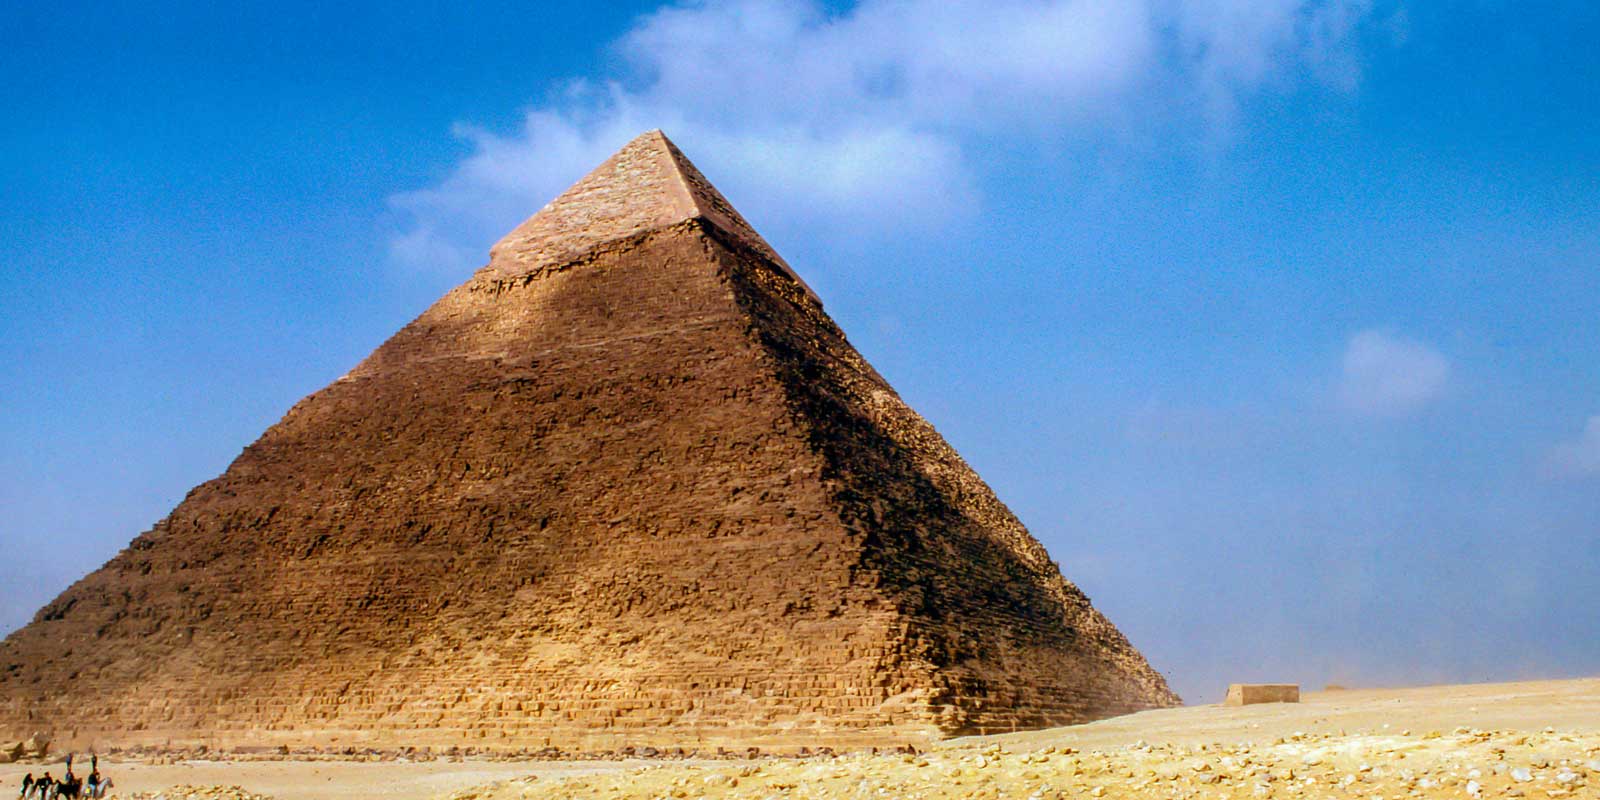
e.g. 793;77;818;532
1545;415;1600;478
1335;329;1450;417
388;0;1391;274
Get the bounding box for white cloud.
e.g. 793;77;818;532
1336;329;1450;417
1546;416;1600;477
389;0;1389;273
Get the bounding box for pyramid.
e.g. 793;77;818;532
0;131;1177;751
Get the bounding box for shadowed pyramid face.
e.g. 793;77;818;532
0;131;1177;752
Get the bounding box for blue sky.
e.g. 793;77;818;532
2;1;1597;704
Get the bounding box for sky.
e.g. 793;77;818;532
1;1;1597;705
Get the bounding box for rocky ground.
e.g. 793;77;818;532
124;787;275;800
3;679;1596;800
445;726;1599;800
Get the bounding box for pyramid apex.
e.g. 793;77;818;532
487;130;818;304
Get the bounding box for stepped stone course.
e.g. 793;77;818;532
0;131;1178;751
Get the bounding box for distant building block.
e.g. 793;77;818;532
1225;684;1300;706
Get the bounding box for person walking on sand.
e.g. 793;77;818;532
18;774;32;800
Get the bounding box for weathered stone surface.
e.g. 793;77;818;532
1223;684;1300;706
0;131;1177;751
484;130;815;305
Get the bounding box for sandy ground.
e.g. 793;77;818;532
0;758;669;799
3;677;1595;799
959;678;1600;751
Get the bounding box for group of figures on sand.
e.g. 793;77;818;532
16;754;111;799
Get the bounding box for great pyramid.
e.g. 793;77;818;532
0;131;1177;751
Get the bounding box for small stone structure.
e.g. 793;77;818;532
1224;684;1300;706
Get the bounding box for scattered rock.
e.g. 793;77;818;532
125;786;273;800
420;726;1600;800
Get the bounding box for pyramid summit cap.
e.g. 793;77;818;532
487;130;819;305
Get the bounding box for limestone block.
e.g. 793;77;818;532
1224;684;1300;706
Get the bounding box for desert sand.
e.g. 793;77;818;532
3;678;1595;799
